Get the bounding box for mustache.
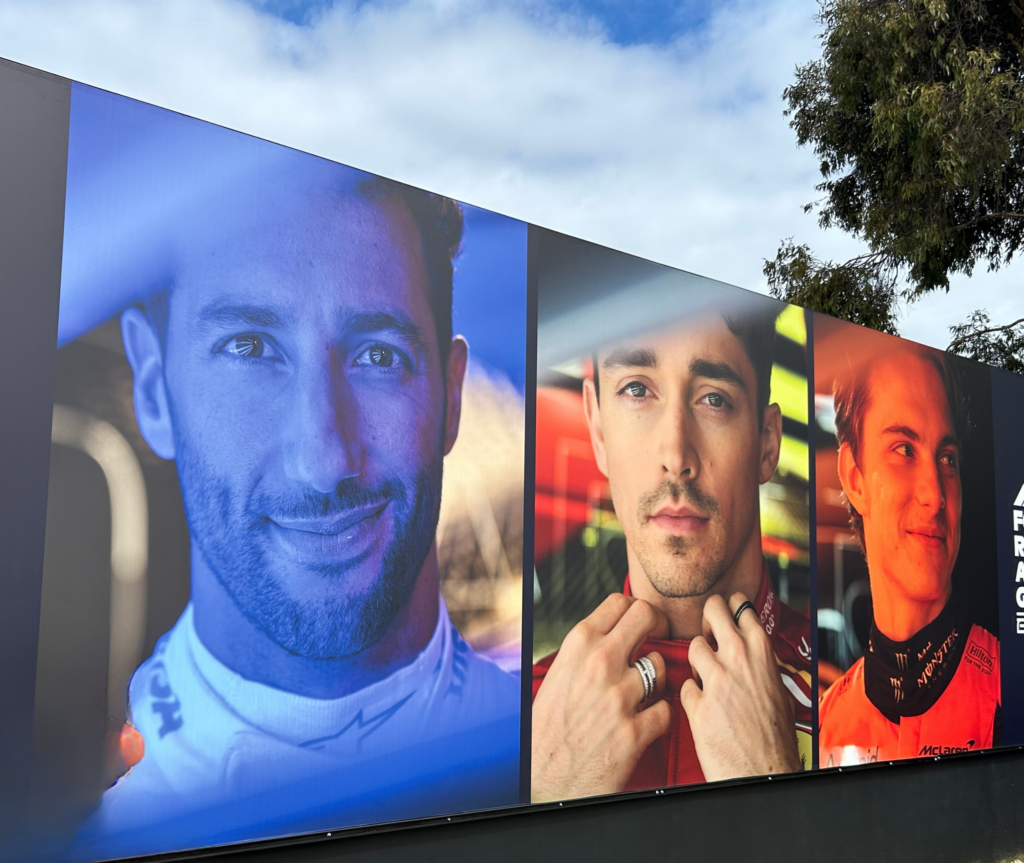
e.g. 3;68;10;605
252;477;408;523
637;479;719;522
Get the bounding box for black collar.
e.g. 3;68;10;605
863;600;967;723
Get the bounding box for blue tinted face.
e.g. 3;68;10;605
162;189;448;660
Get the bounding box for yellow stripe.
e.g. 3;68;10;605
770;365;808;424
776;304;807;346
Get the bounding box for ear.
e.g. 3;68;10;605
757;402;782;484
836;441;867;517
121;307;176;460
442;336;469;456
582;376;609;478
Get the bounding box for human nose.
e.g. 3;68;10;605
914;458;946;514
282;354;363;493
657;394;699;482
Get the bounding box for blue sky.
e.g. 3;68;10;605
250;0;710;45
0;0;1020;348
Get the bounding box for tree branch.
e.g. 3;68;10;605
948;316;1024;351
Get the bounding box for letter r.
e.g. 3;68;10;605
1016;535;1024;557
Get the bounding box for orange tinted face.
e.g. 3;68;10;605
588;317;770;598
854;352;961;602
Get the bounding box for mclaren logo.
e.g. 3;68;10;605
918;741;975;756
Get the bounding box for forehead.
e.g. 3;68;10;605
169;187;432;331
600;316;753;381
862;352;954;438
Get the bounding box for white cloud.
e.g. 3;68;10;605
0;0;1020;350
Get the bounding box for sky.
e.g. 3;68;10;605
0;0;1021;351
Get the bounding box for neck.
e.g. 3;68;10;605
867;558;951;643
627;528;765;641
191;543;440;699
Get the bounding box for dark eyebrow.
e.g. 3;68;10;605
689;358;747;391
196;302;290;332
881;425;920;441
345;311;428;353
602;347;658;371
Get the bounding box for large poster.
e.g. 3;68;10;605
813;315;1000;765
4;59;1024;863
28;83;526;860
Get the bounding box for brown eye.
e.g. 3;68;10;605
621;382;648;398
227;335;263;358
369;346;395;367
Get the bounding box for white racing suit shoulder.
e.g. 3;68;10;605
70;599;520;861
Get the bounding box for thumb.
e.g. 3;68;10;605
680;678;702;719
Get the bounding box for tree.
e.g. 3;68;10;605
771;0;1024;370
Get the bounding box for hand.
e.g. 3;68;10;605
531;594;672;802
680;592;801;782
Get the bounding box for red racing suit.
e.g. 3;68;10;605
819;621;999;767
533;561;813;790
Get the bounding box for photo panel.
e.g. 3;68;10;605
29;82;528;861
531;229;813;800
991;366;1024;745
812;313;999;768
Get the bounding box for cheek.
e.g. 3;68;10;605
866;464;910;524
169;363;283;475
352;380;443;464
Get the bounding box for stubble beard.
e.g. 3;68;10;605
175;432;443;661
631;479;727;599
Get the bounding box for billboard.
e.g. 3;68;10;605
2;56;1024;862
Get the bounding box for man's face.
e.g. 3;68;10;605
161;189;450;660
585;317;774;598
845;352;961;603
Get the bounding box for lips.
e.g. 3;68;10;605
647;504;710;537
267;501;390;564
905;525;947;545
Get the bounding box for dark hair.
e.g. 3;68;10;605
360;177;463;368
138;177;464;368
593;306;780;427
833;348;969;549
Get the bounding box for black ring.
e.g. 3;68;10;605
733;600;756;627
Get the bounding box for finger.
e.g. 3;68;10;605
608;598;669;658
728;591;763;639
701;594;743;653
634;698;672;751
585;593;637;636
627;650;667;705
679;677;702;717
687;635;720;686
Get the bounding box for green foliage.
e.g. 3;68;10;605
786;0;1024;293
764;240;900;333
948;309;1024;371
773;0;1024;373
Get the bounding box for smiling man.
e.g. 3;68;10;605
531;308;812;801
72;169;520;859
819;346;1000;766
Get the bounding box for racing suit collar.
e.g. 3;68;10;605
863;598;967;723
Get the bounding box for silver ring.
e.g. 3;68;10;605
633;655;656;701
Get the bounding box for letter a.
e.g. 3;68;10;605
1015;481;1024;508
1017;561;1024;583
